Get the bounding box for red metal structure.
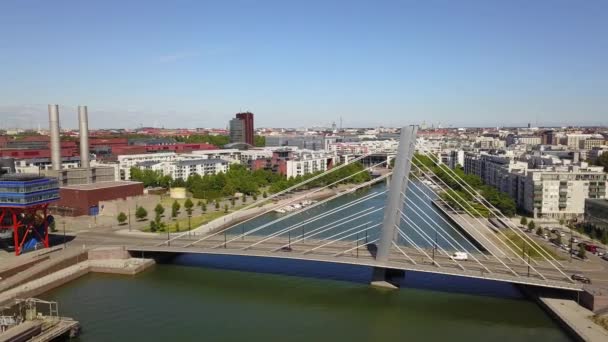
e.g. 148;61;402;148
0;174;59;256
0;204;52;256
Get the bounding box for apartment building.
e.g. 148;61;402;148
523;166;607;219
464;152;607;219
150;159;229;180
251;149;335;178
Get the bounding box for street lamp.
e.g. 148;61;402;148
188;214;191;239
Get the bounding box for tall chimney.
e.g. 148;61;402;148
78;105;90;169
48;104;61;171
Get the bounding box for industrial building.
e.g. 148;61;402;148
51;181;144;216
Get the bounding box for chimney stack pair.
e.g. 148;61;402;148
48;105;90;172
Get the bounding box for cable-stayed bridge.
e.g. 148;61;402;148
128;126;582;291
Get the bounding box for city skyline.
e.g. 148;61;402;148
1;0;607;129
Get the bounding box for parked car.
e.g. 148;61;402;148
570;237;579;243
280;246;293;252
571;274;591;284
602;254;608;261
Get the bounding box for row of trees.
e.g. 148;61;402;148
130;162;371;201
173;134;266;147
414;154;516;217
267;162;371;194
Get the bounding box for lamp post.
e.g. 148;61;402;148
188;214;191;239
167;225;170;246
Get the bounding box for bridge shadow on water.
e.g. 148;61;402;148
165;252;524;300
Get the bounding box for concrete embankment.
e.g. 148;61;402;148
519;286;608;342
0;248;88;295
0;247;155;308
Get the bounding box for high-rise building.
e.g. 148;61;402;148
229;112;254;145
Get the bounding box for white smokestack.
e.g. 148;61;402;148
48;104;61;171
78;105;90;169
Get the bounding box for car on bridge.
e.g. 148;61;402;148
450;252;468;261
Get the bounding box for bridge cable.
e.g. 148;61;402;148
271;207;384;251
166;152;383;242
176;163;389;247
398;210;467;271
415;145;568;271
402;191;492;274
406;179;490;259
413;148;570;281
303;222;381;254
411;162;549;279
246;206;382;251
208;175;390;248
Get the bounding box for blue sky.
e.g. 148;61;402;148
0;0;606;129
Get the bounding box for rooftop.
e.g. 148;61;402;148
61;180;142;191
175;158;228;166
0;173;48;182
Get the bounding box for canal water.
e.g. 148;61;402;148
226;181;477;252
39;180;571;341
40;263;570;341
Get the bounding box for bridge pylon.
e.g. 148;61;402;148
372;125;418;288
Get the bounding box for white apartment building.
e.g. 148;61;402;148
117;152;179;180
14;159;81;174
523;165;607;219
151;159;229;180
465;152;607;219
188;149;242;163
565;134;593;149
284;155;333;178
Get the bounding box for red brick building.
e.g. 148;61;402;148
53;181;143;216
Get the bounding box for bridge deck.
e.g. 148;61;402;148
127;235;582;291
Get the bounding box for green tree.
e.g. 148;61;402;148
252;193;258;201
154;203;165;217
520;217;528;226
117;212;127;225
527;220;536;231
172;200;181;218
254;135;266;147
577;247;586;259
201;200;207;213
596;152;608;172
262;191;268;199
536;227;543;236
174;222;180;232
224;204;229;213
242;195;247;203
184;198;194;216
215;200;220;210
135;206;148;221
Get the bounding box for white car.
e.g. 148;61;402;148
451;252;468;261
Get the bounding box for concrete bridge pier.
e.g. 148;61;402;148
371;125;418;290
